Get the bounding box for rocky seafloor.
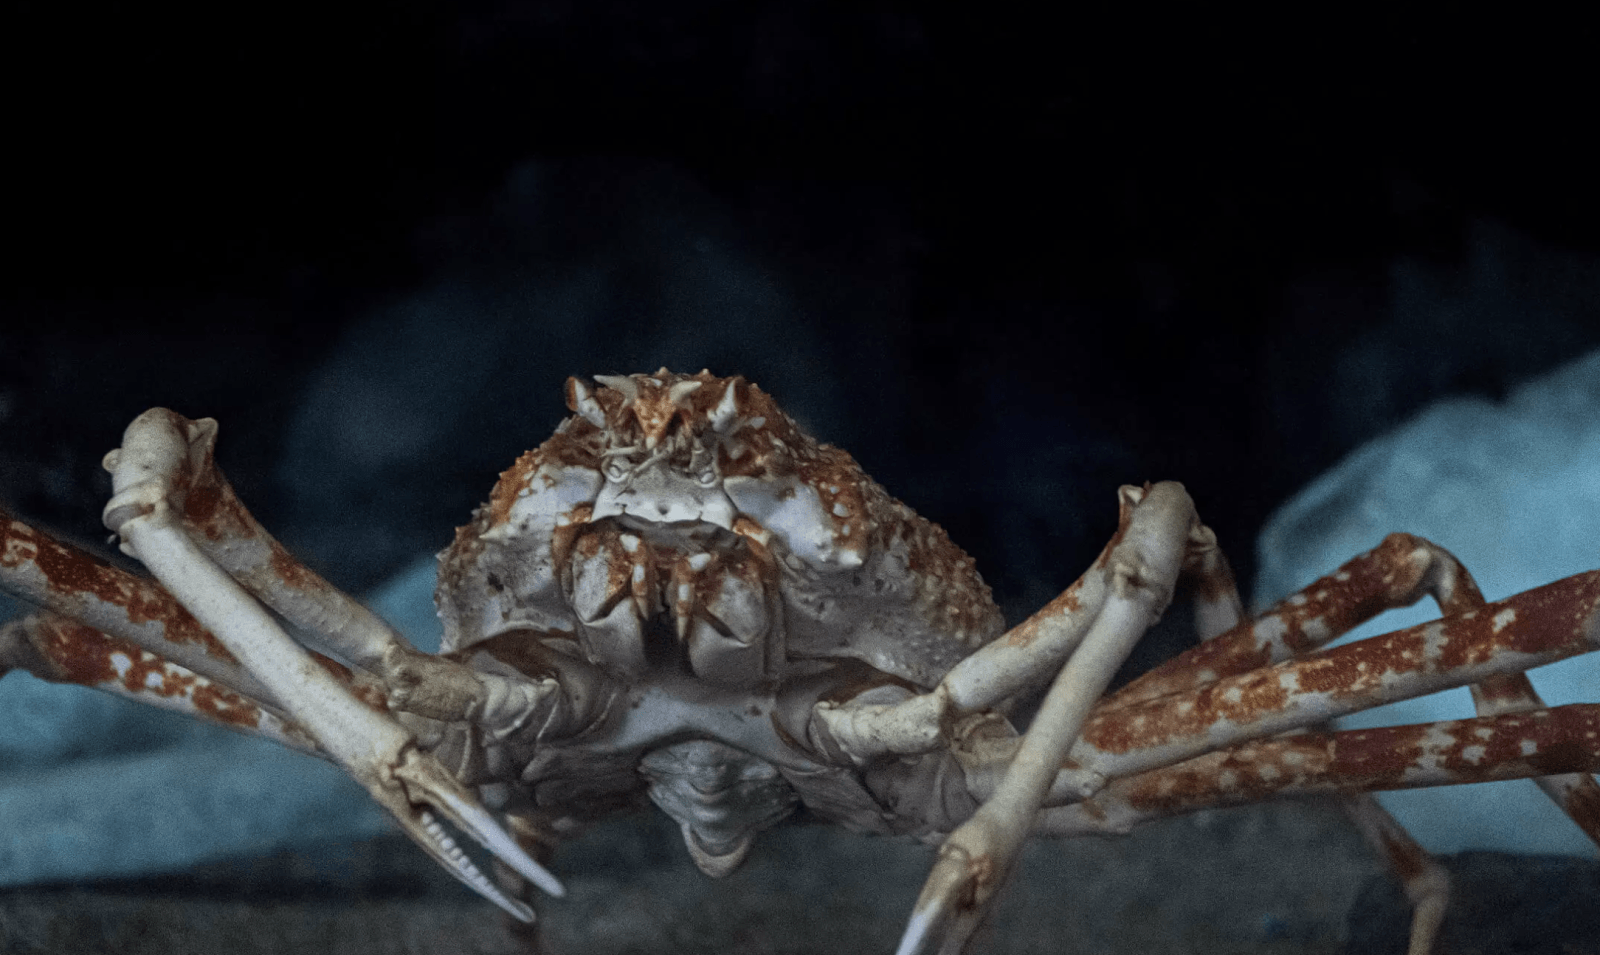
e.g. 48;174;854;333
3;799;1597;955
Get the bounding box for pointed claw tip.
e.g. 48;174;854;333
895;905;941;955
436;793;566;898
527;864;566;898
500;896;538;923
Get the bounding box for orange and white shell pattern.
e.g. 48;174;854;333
436;369;1004;689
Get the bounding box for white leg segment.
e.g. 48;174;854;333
101;408;562;918
894;482;1197;955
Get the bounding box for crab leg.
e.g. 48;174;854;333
1340;793;1449;955
1132;529;1457;954
0;508;420;752
1104;533;1473;710
101;409;523;726
1093;532;1600;843
1015;564;1600;955
1;609;315;753
99;408;561;917
817;483;1225;762
106;411;396;669
1182;522;1244;641
988;573;1600;950
132;409;555;732
1;504;274;703
1024;569;1600;798
1097;528;1459;951
0;603;543;919
896;482;1199;955
1034;702;1600;835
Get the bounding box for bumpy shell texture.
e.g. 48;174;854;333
435;370;1003;688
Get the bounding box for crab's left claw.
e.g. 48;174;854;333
101;409;562;921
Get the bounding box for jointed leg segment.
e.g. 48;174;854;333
875;495;1600;954
888;482;1204;955
3;409;563;919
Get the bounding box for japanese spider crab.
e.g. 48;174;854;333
2;369;1598;955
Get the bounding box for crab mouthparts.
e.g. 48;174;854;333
614;513;732;547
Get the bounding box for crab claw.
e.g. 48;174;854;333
391;747;566;899
364;746;563;921
894;840;992;955
101;409;562;920
348;744;558;922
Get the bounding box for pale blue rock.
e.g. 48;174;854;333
1254;348;1600;856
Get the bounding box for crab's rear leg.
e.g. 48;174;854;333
0;609;318;755
1019;563;1600;955
1104;533;1600;850
1;503;276;702
1002;567;1600;817
96;408;562;910
1032;703;1600;833
1101;532;1474;954
1020;570;1600;940
1109;535;1600;817
1111;534;1600;952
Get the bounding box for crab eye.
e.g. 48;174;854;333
695;466;717;487
604;459;629;481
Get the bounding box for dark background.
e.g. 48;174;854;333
6;7;1600;614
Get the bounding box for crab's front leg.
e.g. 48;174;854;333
904;483;1196;955
98;409;563;914
810;482;1203;955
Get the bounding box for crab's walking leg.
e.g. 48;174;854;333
1473;673;1600;833
1105;533;1477;709
1;504;275;702
1033;703;1600;835
99;409;561;916
1101;533;1469;952
895;482;1199;955
1101;532;1600;844
1021;570;1600;800
943;537;1600;955
1183;522;1244;641
106;409;547;731
0;507;419;752
0;604;546;919
1144;529;1459;954
1020;568;1600;955
1;610;316;753
1341;792;1449;955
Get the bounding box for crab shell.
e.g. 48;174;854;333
435;369;1003;690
